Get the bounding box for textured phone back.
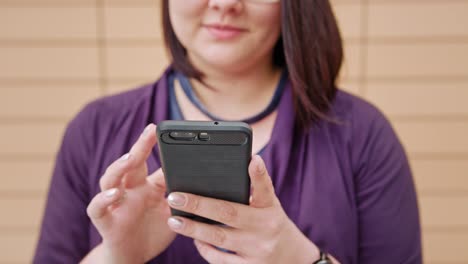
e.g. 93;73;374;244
157;121;252;223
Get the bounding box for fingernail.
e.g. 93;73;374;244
142;124;153;137
167;193;186;207
105;188;118;198
168;217;184;230
120;153;130;161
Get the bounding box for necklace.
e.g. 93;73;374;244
173;70;287;124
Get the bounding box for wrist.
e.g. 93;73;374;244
298;238;321;264
100;242;145;264
286;221;320;264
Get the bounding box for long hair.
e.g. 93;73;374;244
162;0;343;129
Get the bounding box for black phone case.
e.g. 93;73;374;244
156;120;252;224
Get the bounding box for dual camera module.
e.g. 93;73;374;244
169;131;210;141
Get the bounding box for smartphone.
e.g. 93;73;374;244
156;120;252;224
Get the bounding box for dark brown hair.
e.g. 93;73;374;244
162;0;343;129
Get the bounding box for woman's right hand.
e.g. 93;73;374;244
82;124;176;264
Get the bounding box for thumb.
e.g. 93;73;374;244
87;188;124;232
248;155;276;208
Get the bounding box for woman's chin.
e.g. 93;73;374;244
207;61;254;75
195;54;258;74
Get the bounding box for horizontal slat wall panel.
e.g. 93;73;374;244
367;43;468;78
106;80;155;94
0;8;97;40
105;6;162;40
368;0;468;3
0;159;53;193
0;47;100;79
423;231;468;263
369;3;468;38
0;0;94;5
340;42;361;81
0;198;45;229
419;196;468;228
0;0;466;263
393;121;468;154
0;123;66;156
104;0;154;4
0;233;38;264
330;0;362;4
106;45;168;80
366;82;468;116
338;80;361;96
0;85;99;118
333;4;361;39
0;1;100;264
412;159;468;193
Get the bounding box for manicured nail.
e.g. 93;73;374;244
142;124;153;137
167;193;186;207
120;153;130;161
105;188;118;198
168;217;184;230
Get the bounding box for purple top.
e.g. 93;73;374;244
33;68;422;263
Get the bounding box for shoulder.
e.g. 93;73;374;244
326;89;394;141
63;81;161;152
77;67;171;130
82;82;157;123
322;89;404;174
60;81;156;150
331;89;387;128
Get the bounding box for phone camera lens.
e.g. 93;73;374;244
170;131;196;141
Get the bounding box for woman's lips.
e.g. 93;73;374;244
204;24;246;40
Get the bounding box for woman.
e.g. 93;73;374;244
33;0;422;263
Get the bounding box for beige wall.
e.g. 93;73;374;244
0;0;467;263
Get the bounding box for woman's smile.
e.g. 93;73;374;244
203;23;248;40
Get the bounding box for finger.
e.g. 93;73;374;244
125;124;158;187
147;167;167;192
129;123;157;165
167;192;256;229
248;155;276;208
167;216;242;254
99;124;157;190
194;239;244;264
99;152;133;191
87;188;123;228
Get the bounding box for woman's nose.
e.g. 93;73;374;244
208;0;243;14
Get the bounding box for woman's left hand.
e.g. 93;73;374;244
166;155;320;264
